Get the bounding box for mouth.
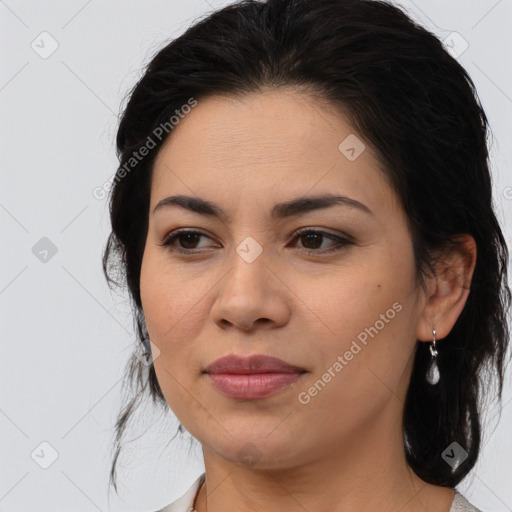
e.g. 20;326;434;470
203;353;308;399
203;353;307;374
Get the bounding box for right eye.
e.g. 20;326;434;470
158;229;218;254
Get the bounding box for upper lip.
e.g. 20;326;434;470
203;354;307;374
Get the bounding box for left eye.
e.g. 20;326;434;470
293;229;353;253
158;229;353;254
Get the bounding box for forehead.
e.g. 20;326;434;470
151;89;397;219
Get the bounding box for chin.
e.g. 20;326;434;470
201;425;304;469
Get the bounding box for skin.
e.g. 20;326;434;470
139;88;477;512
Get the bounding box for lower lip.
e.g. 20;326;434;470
206;372;305;399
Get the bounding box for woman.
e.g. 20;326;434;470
102;0;511;511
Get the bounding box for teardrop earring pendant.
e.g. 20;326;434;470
426;328;440;385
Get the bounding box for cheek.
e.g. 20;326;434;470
294;261;397;339
140;252;215;409
140;250;206;343
292;297;413;445
298;259;415;393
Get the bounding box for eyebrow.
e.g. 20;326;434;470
153;193;373;220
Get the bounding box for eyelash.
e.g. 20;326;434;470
157;228;354;255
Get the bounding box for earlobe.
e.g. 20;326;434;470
415;234;477;342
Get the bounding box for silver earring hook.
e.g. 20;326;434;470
429;329;438;358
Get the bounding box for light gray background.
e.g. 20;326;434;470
1;1;511;511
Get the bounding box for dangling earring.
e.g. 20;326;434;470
426;328;440;385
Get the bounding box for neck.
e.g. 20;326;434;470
193;405;455;512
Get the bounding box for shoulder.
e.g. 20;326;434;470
155;473;205;512
450;489;484;512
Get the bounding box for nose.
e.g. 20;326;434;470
210;245;291;332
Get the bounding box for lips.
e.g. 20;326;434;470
203;354;307;399
203;354;307;375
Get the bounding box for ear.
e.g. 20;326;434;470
416;234;477;342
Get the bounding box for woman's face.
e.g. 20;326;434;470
140;88;428;470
